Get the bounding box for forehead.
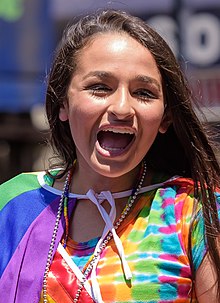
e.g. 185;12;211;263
80;31;150;57
75;32;160;77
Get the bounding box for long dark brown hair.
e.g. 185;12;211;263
45;9;220;299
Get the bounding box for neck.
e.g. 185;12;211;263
71;161;143;195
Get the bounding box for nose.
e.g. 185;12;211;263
108;87;134;120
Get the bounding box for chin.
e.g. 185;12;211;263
92;157;139;178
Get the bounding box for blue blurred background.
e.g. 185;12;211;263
0;0;219;182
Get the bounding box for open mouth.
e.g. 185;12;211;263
97;127;135;155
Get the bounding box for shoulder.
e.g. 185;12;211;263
161;176;220;219
154;177;195;207
0;172;43;211
161;176;196;223
163;176;194;192
162;176;220;202
0;171;54;278
164;176;220;195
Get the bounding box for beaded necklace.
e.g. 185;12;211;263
42;161;147;303
42;169;73;302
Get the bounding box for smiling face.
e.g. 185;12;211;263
59;32;169;178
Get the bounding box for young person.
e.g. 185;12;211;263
0;9;219;303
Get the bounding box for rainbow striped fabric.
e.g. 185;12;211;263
0;171;219;303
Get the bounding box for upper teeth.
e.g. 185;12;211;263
102;128;134;135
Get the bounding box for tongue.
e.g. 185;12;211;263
98;131;133;150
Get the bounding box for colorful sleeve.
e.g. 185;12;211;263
0;172;67;303
191;191;220;271
180;187;220;271
0;173;42;277
190;206;206;271
0;172;40;210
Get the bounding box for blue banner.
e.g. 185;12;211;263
0;0;53;112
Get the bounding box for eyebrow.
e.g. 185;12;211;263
82;71;161;91
134;75;161;91
82;71;112;81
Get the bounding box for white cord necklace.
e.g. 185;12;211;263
42;161;147;303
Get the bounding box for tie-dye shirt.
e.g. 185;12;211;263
40;174;220;303
0;171;219;303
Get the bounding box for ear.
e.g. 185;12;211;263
159;110;172;134
59;102;69;122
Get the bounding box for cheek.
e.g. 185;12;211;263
141;107;165;129
70;96;105;119
138;107;166;147
139;112;164;154
70;108;98;142
67;104;98;140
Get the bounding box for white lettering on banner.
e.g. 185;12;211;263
185;13;220;65
147;16;179;55
147;13;220;66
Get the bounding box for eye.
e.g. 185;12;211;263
86;84;112;97
133;89;157;101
